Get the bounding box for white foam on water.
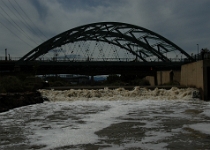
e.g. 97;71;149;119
30;87;200;149
0;87;205;150
25;100;144;149
102;141;168;150
189;123;210;135
202;110;210;118
201;102;210;118
39;87;199;102
27;102;94;147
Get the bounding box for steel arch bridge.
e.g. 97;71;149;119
19;22;194;62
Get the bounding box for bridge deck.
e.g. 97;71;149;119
0;60;187;75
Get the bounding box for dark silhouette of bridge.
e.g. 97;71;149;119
1;22;194;76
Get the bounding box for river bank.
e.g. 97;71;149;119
0;92;47;113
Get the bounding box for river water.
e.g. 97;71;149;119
0;87;210;150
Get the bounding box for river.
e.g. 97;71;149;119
0;87;210;150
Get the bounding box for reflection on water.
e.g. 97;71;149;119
0;87;210;150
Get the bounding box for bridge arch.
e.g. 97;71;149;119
19;22;194;62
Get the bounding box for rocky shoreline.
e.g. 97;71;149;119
0;91;48;113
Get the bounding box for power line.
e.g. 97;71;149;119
13;0;49;39
0;21;34;48
0;0;39;45
8;0;46;42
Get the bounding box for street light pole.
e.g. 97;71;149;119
197;44;199;54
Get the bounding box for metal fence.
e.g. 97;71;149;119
32;57;194;62
195;53;210;60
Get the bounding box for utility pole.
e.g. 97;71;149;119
5;48;7;61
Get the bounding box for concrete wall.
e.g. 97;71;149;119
157;70;181;85
181;60;204;99
181;60;203;88
145;76;155;86
145;60;210;100
181;60;210;100
146;70;181;86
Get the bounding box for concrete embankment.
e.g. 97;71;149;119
0;92;47;113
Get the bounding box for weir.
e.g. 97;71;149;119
45;85;187;91
39;87;200;101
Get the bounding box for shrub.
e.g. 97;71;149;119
23;76;44;91
0;76;24;92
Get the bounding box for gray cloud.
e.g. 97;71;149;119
0;0;209;57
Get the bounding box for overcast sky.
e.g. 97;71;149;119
0;0;209;58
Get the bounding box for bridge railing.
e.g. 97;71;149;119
0;56;203;62
0;56;21;61
37;57;137;62
34;57;193;62
195;53;210;60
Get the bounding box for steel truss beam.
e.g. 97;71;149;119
19;22;194;62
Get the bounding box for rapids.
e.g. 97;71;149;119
38;87;200;102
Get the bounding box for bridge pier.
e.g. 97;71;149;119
146;70;181;86
154;72;158;86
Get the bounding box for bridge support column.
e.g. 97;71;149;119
91;76;94;86
154;72;158;86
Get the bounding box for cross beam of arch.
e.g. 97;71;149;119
19;22;194;62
